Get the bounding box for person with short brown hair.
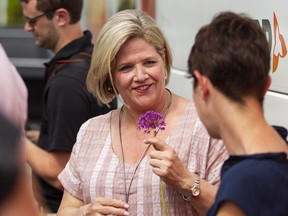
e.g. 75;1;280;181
188;11;288;216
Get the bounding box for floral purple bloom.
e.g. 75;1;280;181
137;111;166;135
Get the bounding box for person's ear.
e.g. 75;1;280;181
264;75;271;94
164;70;168;80
54;8;69;26
194;70;209;99
162;48;167;80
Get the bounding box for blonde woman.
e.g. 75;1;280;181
58;9;228;216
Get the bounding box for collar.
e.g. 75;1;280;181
221;152;287;175
44;30;92;67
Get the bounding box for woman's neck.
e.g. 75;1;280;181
122;89;173;124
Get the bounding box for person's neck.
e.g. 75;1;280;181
216;98;288;155
53;24;84;53
122;89;172;125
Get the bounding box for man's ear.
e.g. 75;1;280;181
54;8;70;26
194;70;209;99
264;75;271;94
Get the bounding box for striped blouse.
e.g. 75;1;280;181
59;101;228;215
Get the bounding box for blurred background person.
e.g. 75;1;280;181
0;113;39;216
0;43;39;216
19;0;117;214
0;43;27;152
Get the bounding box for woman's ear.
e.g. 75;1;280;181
194;70;209;99
162;48;168;80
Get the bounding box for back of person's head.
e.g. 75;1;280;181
188;11;270;105
20;0;83;24
87;9;173;105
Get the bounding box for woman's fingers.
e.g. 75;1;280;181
88;197;129;216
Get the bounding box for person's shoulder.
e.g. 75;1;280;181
81;111;113;129
171;93;194;111
221;154;288;188
50;64;88;89
223;156;261;177
76;111;113;144
55;61;89;80
90;110;112;121
217;154;288;216
52;51;92;82
172;92;191;103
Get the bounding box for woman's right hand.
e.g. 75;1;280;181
79;197;129;216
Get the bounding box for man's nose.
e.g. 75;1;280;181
24;22;33;32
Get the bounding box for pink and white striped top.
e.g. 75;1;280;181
0;44;28;156
59;102;228;215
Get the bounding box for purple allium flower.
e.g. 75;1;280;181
137;111;166;135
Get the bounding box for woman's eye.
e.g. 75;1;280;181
119;65;131;71
145;60;156;66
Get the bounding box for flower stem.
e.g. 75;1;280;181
160;179;167;216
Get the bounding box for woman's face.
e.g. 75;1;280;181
113;37;167;110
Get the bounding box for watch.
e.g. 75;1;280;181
181;173;200;201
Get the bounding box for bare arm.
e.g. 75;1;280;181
144;137;219;216
216;201;246;216
180;172;218;216
57;190;84;216
26;130;40;144
25;137;71;190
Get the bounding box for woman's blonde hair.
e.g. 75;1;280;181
86;9;173;105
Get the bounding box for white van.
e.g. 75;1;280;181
157;0;288;134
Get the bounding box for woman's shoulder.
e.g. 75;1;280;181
90;110;113;122
169;94;199;133
171;92;193;106
80;110;114;131
75;110;115;150
172;94;196;117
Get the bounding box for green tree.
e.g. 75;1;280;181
118;0;135;12
7;0;24;26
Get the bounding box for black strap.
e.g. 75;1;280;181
45;52;91;86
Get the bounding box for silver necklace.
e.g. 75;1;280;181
119;89;173;203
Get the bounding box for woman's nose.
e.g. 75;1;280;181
134;65;148;81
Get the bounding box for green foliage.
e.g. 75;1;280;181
118;0;136;12
7;0;24;26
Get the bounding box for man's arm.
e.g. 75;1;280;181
25;137;71;190
26;130;40;144
216;201;246;216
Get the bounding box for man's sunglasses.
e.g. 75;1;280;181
24;12;52;26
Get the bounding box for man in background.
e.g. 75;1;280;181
19;0;117;213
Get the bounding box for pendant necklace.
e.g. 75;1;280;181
119;89;173;203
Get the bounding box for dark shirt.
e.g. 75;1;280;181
207;152;288;216
33;31;117;213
